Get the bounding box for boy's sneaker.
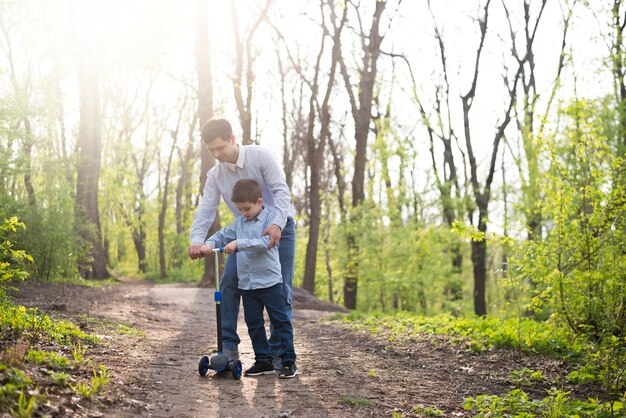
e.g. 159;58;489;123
244;362;274;376
278;362;297;379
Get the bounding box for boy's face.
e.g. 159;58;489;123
205;135;238;164
235;198;263;220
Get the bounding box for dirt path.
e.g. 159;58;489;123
12;281;576;417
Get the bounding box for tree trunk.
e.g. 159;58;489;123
75;41;108;280
302;0;345;294
229;0;272;145
132;227;147;273
196;0;221;287
472;207;489;316
159;132;178;279
339;0;387;310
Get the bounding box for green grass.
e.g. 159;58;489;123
338;311;584;360
413;404;445;417
70;365;111;399
0;302;99;346
463;389;625;417
338;395;373;407
0;300;109;415
26;350;71;369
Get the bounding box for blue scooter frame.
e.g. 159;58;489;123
198;248;242;379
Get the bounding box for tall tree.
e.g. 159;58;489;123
301;0;347;294
74;7;108;279
196;0;221;287
458;0;520;315
0;17;36;206
503;0;573;241
338;0;389;309
159;117;181;279
230;0;273;145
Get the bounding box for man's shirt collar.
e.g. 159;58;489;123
223;144;245;172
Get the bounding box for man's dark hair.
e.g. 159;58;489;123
201;118;232;144
231;179;262;204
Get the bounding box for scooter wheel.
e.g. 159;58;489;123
198;356;210;376
231;359;242;380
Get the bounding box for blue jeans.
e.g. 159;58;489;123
220;217;295;352
242;283;296;364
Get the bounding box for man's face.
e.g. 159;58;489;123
205;135;238;163
235;198;263;220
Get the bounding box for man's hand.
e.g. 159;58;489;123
262;224;282;249
224;241;238;254
188;244;205;259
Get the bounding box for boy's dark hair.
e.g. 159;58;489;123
231;179;262;204
201;118;232;144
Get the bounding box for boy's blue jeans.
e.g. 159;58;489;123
241;283;296;364
219;217;295;354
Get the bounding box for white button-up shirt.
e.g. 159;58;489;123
190;144;295;245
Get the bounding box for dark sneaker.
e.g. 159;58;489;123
279;362;297;379
244;362;274;376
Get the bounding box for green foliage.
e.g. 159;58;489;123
463;388;624;417
26;350;71;369
413;404;445;417
116;323;144;337
14;203;84;282
70;365;110;398
71;341;88;364
0;366;33;414
46;370;72;386
9;389;38;418
338;395;373;407
0;217;33;299
510;368;546;386
510;99;626;341
321;206;469;314
0;301;99;346
341;311;582;359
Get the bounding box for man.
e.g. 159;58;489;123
188;118;296;368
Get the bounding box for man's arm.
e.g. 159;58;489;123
259;147;292;247
188;170;221;259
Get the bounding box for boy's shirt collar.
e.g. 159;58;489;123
245;206;268;223
223;144;245;172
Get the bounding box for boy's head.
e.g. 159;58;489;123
201;118;238;163
231;179;263;219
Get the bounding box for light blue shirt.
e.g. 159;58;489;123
205;208;282;291
190;144;295;245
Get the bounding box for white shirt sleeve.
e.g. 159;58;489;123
189;169;221;244
259;148;292;229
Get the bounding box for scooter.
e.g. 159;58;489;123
198;247;243;380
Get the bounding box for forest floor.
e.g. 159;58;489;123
8;280;600;417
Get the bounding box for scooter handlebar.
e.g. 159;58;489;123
211;247;224;253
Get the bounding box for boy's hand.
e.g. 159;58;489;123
200;244;213;255
224;241;238;254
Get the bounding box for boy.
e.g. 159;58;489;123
201;179;297;379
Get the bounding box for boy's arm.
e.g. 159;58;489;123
205;220;237;249
236;236;272;252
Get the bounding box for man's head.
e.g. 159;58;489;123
201;118;238;163
231;179;263;219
